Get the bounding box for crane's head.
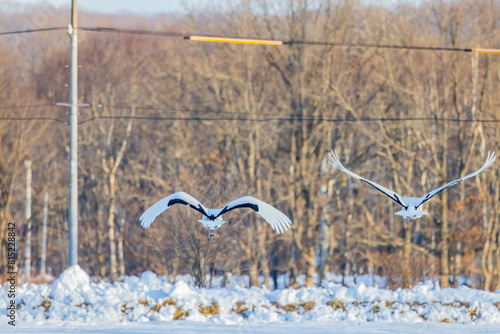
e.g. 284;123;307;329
198;216;226;239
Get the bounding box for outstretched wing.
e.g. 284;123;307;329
417;151;496;207
214;196;292;234
328;150;408;208
140;191;208;228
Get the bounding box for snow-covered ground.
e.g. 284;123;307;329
3;266;500;333
14;321;500;334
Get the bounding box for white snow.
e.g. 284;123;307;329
3;266;500;333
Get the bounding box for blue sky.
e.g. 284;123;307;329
6;0;194;14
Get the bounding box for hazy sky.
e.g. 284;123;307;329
5;0;192;14
5;0;417;15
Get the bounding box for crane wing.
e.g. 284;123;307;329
140;191;208;228
417;151;496;207
328;150;408;208
214;196;292;234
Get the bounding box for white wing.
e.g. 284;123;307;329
214;196;292;234
417;151;496;207
328;150;408;208
140;191;208;228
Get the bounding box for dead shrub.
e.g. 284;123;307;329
199;302;219;315
271;302;297;312
326;300;345;311
41;300;51;313
173;308;188;320
232;301;249;317
301;301;315;312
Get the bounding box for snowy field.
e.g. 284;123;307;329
14;321;500;334
3;266;500;333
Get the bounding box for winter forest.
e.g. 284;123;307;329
1;0;500;293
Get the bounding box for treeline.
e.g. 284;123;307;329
0;0;499;290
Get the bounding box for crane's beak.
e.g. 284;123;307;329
207;227;216;239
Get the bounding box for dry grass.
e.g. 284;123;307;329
151;299;177;312
271;302;297;312
75;302;89;308
41;300;51;313
372;305;380;313
440;318;451;323
440;301;470;308
326;300;345;311
121;303;133;315
385;301;396;307
232;301;249;317
173;307;188;320
468;307;480;320
199;302;219;315
301;301;315;312
163;299;176;306
150;304;162;312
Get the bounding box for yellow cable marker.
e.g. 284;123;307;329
471;48;500;54
187;35;283;46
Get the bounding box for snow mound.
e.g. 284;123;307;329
3;269;500;326
50;265;91;305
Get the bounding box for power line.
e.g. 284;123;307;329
0;104;56;110
79;26;184;37
79;26;500;53
1;26;499;53
77;115;500;125
0;27;66;36
1;114;499;125
2;104;500;124
0;116;66;123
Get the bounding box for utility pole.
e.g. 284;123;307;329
58;0;87;267
40;192;48;276
69;0;79;267
24;160;32;279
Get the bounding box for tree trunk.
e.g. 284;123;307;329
440;189;450;288
96;206;106;277
317;212;329;286
40;192;48;276
249;262;259;288
24;160;32;279
401;224;412;288
107;172;117;282
117;217;125;281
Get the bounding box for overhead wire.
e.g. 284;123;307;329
0;116;66;123
79;26;500;53
77;115;500;125
0;104;56;109
1;26;499;124
79;26;184;37
0;26;66;36
1;26;499;53
1;104;499;124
